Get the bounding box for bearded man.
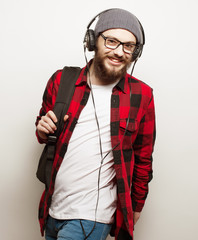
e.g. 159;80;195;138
35;8;156;240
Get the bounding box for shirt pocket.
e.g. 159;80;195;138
120;119;138;136
119;119;138;148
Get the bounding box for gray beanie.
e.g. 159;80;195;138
94;9;143;44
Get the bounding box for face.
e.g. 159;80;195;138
93;28;136;83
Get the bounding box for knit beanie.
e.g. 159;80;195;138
94;9;143;44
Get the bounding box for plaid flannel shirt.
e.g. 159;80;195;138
35;64;156;240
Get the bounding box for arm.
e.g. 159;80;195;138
131;91;156;212
35;70;61;143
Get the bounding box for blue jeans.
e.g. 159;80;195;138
45;215;112;240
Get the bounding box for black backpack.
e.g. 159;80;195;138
36;66;81;188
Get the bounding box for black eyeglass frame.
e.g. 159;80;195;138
100;33;137;54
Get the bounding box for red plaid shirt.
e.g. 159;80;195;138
36;64;156;240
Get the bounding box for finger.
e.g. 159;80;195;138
41;115;57;131
133;212;141;225
37;125;50;135
40;119;56;133
46;110;58;123
64;114;69;122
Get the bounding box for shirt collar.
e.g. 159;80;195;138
75;62;91;86
115;76;126;93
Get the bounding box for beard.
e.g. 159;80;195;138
93;48;132;84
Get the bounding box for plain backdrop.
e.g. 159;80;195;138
1;0;198;239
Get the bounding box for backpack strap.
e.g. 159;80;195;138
45;66;81;188
50;66;81;141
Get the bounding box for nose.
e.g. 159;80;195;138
113;44;124;57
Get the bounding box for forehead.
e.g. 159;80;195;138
102;28;136;43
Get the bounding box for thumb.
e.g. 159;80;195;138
64;114;69;122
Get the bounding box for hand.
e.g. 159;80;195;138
37;110;69;139
133;211;141;225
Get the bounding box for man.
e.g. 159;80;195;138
36;8;156;240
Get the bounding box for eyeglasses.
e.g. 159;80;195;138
100;33;137;54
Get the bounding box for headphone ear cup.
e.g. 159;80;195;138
85;29;95;51
132;45;143;62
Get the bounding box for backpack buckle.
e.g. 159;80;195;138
48;135;57;144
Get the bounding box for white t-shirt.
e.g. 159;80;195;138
49;82;117;224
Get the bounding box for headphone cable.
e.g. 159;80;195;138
80;47;138;239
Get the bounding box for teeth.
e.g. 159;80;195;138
110;58;120;62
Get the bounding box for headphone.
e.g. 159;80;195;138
83;8;145;61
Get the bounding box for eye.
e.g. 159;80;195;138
125;43;133;49
124;43;136;51
106;38;118;46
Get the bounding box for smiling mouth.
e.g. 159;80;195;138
108;57;123;66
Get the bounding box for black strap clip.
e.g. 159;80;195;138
47;135;57;145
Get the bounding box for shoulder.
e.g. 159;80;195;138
44;69;63;95
49;66;82;86
49;69;63;85
42;69;63;106
126;73;153;98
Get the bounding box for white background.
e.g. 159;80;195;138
1;0;198;239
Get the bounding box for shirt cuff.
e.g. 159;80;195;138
36;130;47;144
